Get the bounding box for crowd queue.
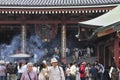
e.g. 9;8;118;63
0;58;119;80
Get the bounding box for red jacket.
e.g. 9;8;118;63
79;65;85;78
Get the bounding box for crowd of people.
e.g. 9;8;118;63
45;47;95;62
0;58;120;80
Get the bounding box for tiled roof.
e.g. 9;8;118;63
0;0;120;7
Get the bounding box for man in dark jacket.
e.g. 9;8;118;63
90;64;98;80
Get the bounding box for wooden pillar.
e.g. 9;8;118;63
114;37;119;67
103;46;106;67
21;24;26;53
97;45;100;62
35;24;38;34
61;24;66;64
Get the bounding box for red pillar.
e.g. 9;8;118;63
114;38;119;67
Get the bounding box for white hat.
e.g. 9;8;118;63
51;58;58;63
27;62;33;67
42;60;47;64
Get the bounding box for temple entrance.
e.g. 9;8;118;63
0;24;96;63
105;44;114;68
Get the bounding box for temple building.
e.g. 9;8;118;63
0;0;120;66
79;5;120;68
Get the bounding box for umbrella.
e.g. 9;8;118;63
9;53;31;58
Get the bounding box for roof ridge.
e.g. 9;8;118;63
0;0;120;7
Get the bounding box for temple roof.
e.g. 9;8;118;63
0;0;120;7
0;0;119;14
78;5;120;39
79;5;120;27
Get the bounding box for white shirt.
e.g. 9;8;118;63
109;67;114;78
17;65;26;73
66;67;71;76
70;65;77;75
38;69;47;80
33;66;38;73
49;66;65;80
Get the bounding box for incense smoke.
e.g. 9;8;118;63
0;34;45;62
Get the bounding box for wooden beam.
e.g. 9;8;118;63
0;6;114;12
0;20;81;24
97;28;115;37
0;6;114;14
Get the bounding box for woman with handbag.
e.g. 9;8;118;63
20;62;38;80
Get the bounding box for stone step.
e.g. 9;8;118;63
66;56;97;64
79;56;97;64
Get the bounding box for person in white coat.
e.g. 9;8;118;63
38;63;47;80
48;58;65;80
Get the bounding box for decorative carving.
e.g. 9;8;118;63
75;27;93;41
38;24;51;42
35;24;58;42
